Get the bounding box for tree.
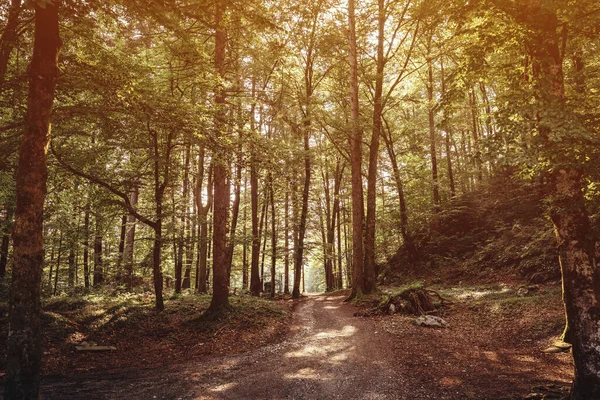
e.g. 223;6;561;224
4;1;61;397
347;0;365;300
206;0;231;315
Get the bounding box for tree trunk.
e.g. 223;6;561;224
547;169;599;399
195;149;213;294
242;175;248;291
207;0;230;314
123;186;138;290
5;3;60;397
269;173;276;297
182;144;193;290
260;194;269;289
54;231;63;295
336;198;343;289
117;214;126;282
382;119;410;245
284;190;290;294
226;152;242;286
469;89;483;182
427;45;440;209
93;217;103;286
152;221;164;311
517;3;600;397
68;242;75;288
347;0;365;300
292;128;310;299
0;0;22;86
83;201;90;288
250;80;262;296
364;0;385;294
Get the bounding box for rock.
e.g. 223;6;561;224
388;304;396;315
414;315;449;328
517;285;540;297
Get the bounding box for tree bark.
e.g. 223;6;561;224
5;2;60;397
550;168;600;399
242;176;248;291
292;128;310;299
93;217;103;286
53;231;63;295
207;0;230;314
347;0;365;300
364;0;385;294
226;151;242;286
83;201;90;288
250;79;262;296
382;118;410;244
269;173;276;297
0;0;22;86
195;148;213;294
123;186;138;290
427;43;440;209
117;214;126;282
68;241;76;289
469;88;483;182
284;190;290;294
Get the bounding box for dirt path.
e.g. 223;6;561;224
40;293;571;399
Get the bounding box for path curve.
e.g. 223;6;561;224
42;294;436;399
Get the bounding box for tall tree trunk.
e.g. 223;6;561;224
123;186;138;290
347;0;365;300
269;173;276;297
0;0;22;86
242;176;248;291
382;119;410;244
517;3;600;397
364;0;385;294
330;163;343;289
53;231;63;295
182;143;192;289
93;217;103;286
5;3;60;397
336;198;343;289
83;201;90;288
441;58;456;198
469;89;483;182
284;190;290;294
195;149;213;294
68;244;75;288
175;144;191;293
150;120;173;311
292;129;310;299
117;214;126;281
319;195;329;291
226;152;242;286
260;193;268;289
250;80;262;296
427;43;440;209
207;0;230;314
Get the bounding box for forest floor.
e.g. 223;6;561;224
25;282;572;400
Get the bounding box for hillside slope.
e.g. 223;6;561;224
383;173;561;286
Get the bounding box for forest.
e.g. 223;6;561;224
1;0;600;399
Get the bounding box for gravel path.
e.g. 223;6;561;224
40;293;572;399
41;294;434;399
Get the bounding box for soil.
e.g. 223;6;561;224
35;289;572;400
